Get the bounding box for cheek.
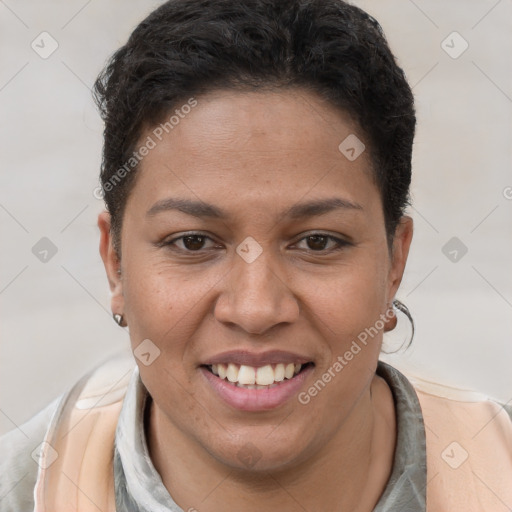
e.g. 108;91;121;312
297;265;385;423
122;258;231;371
122;267;207;411
302;254;387;341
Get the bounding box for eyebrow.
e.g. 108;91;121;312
146;196;363;220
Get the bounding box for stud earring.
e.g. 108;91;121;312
113;313;125;327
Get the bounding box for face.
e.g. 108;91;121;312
99;89;412;471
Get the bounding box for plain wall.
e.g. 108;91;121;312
1;0;511;435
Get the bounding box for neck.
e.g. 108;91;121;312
146;374;396;512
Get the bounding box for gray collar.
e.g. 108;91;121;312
373;361;426;511
114;361;426;511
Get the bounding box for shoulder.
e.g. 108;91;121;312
0;396;62;512
408;377;512;511
0;351;136;512
408;374;512;434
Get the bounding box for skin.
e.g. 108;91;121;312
98;89;413;511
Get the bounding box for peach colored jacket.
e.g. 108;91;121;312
32;354;512;511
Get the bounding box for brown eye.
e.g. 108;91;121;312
295;233;350;253
306;235;329;251
181;235;207;251
160;232;219;253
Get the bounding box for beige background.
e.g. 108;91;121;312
1;0;511;435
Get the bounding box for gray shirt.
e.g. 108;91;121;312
1;361;509;511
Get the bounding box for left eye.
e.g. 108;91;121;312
294;234;349;252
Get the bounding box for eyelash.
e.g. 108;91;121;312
160;232;351;255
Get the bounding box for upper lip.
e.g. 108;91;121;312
202;350;314;367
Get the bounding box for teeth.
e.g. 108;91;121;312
209;362;305;387
237;365;256;385
274;363;285;382
218;363;227;379
236;383;275;389
284;363;295;379
226;363;239;383
256;365;274;385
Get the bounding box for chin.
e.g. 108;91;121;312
206;427;312;473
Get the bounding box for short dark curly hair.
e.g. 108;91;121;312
93;0;415;258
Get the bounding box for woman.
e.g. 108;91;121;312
1;0;511;510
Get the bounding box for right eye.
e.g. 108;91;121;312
161;232;223;253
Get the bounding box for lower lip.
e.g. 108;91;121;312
200;365;314;411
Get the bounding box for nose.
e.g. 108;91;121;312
214;248;300;336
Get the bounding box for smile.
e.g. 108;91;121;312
201;362;315;411
205;362;313;388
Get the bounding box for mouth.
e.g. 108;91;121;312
199;361;315;411
202;362;315;389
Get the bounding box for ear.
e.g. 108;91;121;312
98;210;124;318
387;215;413;302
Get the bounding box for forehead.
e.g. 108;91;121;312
127;89;379;217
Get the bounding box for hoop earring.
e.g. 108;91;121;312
382;299;414;353
113;313;126;327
